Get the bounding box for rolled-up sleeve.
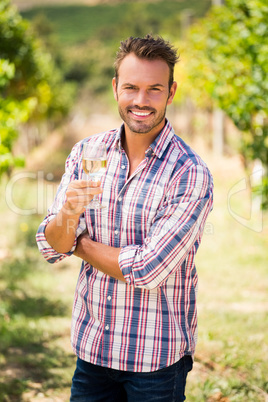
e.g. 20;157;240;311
36;142;86;264
118;164;213;289
36;214;86;264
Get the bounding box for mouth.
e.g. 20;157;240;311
129;109;154;119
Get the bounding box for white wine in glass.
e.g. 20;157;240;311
82;142;107;209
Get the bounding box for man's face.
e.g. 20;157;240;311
112;53;177;138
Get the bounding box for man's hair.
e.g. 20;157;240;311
114;34;179;90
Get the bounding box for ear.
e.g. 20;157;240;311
112;77;118;101
167;81;177;105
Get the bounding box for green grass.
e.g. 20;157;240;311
21;1;211;46
0;145;267;400
0;177;80;400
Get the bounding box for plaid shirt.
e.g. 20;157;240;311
36;120;213;372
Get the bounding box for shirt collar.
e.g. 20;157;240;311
113;124;125;150
113;119;175;158
147;119;175;158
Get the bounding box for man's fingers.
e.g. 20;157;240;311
66;179;102;198
69;179;101;189
66;187;102;198
63;179;103;215
63;192;101;214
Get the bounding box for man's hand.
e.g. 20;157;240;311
74;233;126;282
63;179;102;216
44;180;102;254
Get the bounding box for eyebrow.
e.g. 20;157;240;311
149;84;165;88
122;83;165;88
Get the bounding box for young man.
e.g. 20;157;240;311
37;34;213;401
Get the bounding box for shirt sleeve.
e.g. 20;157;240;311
36;142;86;264
118;164;213;289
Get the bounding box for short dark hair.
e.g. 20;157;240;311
114;34;179;90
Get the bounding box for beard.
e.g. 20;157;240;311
118;104;168;135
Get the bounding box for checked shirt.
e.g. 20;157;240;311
36;120;213;372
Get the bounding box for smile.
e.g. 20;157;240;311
130;110;152;117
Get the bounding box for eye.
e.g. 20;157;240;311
124;85;136;90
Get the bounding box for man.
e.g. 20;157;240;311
36;34;213;401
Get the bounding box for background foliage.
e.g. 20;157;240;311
0;0;75;176
176;0;268;207
20;1;210;98
0;0;267;400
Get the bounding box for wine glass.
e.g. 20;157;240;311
82;141;107;209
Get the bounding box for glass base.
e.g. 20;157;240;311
88;200;106;209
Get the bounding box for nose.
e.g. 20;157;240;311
133;89;149;107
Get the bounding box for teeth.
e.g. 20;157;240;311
133;111;151;116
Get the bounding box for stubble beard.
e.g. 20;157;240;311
118;105;167;135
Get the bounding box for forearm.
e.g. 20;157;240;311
45;208;81;254
74;235;126;282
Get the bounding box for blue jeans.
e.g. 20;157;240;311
70;355;193;401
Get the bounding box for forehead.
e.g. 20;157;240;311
117;53;170;86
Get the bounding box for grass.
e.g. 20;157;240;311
0;131;267;400
0;176;80;401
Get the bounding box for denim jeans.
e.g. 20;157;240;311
70;355;193;401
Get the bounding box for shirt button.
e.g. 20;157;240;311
115;230;119;235
107;295;111;301
118;197;122;202
105;325;110;330
121;165;126;169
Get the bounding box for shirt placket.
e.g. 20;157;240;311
102;150;129;366
102;279;115;367
113;150;129;247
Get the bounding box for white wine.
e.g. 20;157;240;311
82;141;107;208
82;157;107;179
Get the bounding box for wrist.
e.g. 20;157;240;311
62;200;85;218
75;234;92;260
62;204;83;222
52;207;81;237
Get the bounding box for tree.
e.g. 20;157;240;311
0;0;75;177
176;0;268;207
0;59;35;175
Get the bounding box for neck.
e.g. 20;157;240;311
122;121;165;161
